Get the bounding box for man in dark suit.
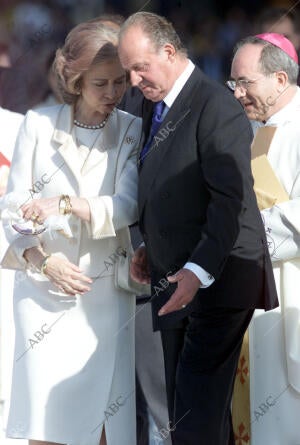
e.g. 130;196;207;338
120;84;171;445
118;12;278;445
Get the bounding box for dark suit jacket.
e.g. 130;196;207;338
138;66;278;331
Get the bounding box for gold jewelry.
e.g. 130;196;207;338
36;218;43;225
59;195;72;215
40;255;51;275
31;212;38;221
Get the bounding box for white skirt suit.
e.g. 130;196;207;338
0;107;23;428
2;103;142;445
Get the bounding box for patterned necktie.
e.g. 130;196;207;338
139;100;166;164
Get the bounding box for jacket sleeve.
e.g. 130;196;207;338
261;196;300;262
189;89;255;279
85;116;142;239
1;110;41;270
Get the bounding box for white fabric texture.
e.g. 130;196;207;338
0;107;23;430
2;104;142;445
249;88;300;445
0;107;23;161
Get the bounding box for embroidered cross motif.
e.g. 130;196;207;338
236;355;249;385
234;422;250;445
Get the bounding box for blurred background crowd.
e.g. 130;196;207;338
0;0;300;113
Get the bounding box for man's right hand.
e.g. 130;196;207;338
130;245;151;284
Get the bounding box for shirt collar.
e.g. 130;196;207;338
163;59;195;109
265;87;300;126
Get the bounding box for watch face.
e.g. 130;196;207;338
11;219;46;235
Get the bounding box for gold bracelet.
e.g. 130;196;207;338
59;195;72;215
40;255;51;275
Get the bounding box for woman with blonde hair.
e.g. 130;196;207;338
2;18;142;445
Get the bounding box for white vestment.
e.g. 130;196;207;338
250;88;300;445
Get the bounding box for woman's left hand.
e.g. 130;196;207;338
21;197;60;224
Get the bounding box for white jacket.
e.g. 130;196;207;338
1;104;142;278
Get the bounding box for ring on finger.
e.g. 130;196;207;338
31;212;38;221
36;218;43;225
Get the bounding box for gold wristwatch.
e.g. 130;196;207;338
59;195;72;215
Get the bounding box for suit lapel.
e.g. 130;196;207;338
138;68;202;216
141;98;154;143
81;110;119;175
52;105;82;182
52;105;119;181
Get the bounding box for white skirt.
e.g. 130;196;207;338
6;272;136;445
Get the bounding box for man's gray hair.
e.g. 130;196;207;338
120;11;187;56
234;36;299;84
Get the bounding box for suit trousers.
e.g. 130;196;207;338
160;306;254;445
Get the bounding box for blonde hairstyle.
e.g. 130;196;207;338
54;20;119;104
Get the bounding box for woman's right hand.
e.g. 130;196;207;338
44;256;93;296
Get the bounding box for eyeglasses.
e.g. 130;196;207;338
226;77;264;92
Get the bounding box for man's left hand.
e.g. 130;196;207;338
158;268;201;316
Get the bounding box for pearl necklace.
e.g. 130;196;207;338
73;117;108;130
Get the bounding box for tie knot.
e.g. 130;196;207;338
154;100;165;119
